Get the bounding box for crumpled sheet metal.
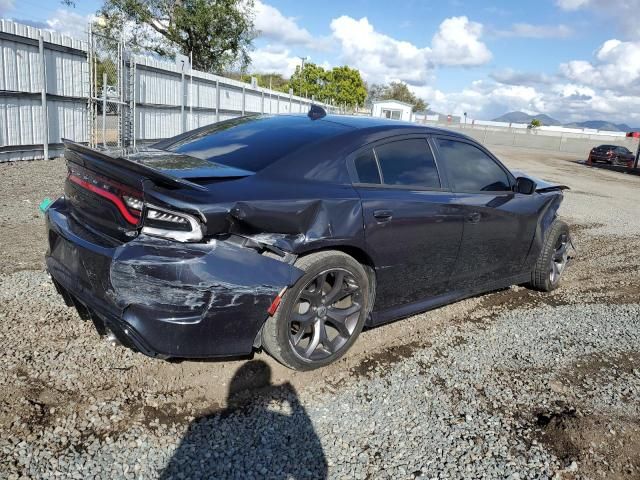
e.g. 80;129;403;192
223;198;363;252
105;235;305;356
110;235;303;320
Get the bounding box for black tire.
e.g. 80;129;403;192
528;220;570;292
261;250;370;371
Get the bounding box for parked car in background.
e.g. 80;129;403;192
588;145;635;167
45;108;571;370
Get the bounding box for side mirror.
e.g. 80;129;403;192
515;176;537;195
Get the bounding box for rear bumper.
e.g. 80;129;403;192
45;197;303;358
589;154;612;162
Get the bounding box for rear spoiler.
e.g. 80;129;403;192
62;140;208;192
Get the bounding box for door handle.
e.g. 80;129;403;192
373;209;393;222
467;212;481;224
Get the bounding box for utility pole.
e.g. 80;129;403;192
297;56;306;97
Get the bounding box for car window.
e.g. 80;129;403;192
373;139;440;188
436;139;511;192
353;149;381;184
157;115;349;172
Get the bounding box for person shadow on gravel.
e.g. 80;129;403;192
159;360;328;480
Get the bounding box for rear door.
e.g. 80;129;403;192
349;136;463;313
432;136;538;289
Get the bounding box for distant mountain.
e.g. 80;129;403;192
492;112;640;132
563;120;640;132
492;111;561;126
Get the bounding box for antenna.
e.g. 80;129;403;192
308;104;326;120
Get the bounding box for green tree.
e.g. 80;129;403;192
96;58;117;88
369;81;428;112
95;0;256;73
529;118;542;128
287;63;367;107
324;66;367;108
226;72;290;92
289;62;328;99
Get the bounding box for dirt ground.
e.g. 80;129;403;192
1;145;640;478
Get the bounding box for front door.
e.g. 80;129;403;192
433;137;539;289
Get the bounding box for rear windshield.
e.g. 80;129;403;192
156;115;349;172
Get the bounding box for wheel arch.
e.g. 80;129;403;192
296;244;377;318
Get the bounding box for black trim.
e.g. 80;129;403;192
0;90;86;102
352;183;448;192
0;143;66;153
347;133;450;192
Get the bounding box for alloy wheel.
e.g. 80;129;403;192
550;233;569;284
288;269;363;362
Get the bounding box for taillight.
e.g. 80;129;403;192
67;164;143;225
141;204;203;242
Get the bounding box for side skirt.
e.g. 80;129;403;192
368;272;531;327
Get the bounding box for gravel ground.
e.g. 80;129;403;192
1;146;639;479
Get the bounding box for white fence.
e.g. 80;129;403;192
0;20;89;161
0;19;337;161
419;120;639;156
130;56;336;144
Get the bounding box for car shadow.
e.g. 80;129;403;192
159;360;328;480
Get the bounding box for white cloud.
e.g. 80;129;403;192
329;15;491;85
45;9;93;40
560;39;640;92
490;68;554;86
430;16;492;66
248;44;301;76
496;23;573;39
420;32;640;124
254;0;314;47
556;0;590;8
556;0;640;39
330;15;432;84
425;81;546;120
421;71;640;125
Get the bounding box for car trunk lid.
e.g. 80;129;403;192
62;141;253;242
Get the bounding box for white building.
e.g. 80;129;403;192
371;99;414;121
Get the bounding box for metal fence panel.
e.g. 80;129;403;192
0;19;88;162
128;54;337;143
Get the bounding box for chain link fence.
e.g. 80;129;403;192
88;25;125;149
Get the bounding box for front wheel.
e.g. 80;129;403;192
528;220;570;292
261;251;370;371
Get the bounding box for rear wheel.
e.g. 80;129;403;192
528;220;570;292
261;251;370;371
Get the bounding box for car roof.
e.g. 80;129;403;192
308;114;470;139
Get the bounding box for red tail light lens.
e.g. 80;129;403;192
67;165;143;225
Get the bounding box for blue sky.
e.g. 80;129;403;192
3;0;640;123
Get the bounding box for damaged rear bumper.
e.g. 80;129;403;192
45;198;304;359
